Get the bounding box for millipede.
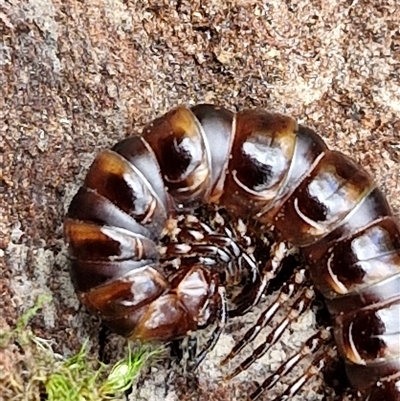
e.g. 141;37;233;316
64;104;400;401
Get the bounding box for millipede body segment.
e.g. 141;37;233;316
64;104;400;401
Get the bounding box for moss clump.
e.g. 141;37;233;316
0;296;161;401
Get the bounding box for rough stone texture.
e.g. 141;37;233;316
1;1;399;400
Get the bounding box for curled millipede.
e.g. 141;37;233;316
64;104;400;401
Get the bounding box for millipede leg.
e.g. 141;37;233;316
224;282;315;380
267;348;334;401
193;286;228;369
228;255;266;318
228;241;292;318
248;328;332;401
175;333;199;374
187;335;198;363
221;269;307;366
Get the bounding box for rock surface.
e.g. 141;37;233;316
2;1;399;400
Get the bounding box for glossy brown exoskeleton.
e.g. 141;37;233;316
64;104;400;401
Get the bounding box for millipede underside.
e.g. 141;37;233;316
154;204;341;401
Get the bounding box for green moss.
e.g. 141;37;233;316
0;296;162;401
45;341;158;401
0;295;52;347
